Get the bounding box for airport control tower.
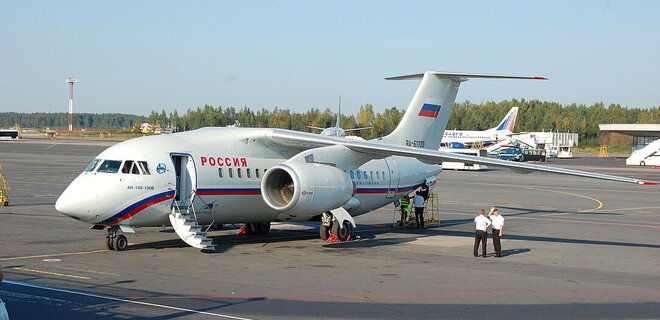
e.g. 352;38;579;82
66;77;78;131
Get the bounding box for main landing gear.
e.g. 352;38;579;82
105;226;128;251
320;212;352;242
246;222;271;235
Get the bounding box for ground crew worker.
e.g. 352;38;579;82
489;207;504;257
399;194;411;226
413;191;425;228
419;183;429;201
474;209;491;257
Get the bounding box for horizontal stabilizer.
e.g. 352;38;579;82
386;71;548;82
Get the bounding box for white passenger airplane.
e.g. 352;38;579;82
441;106;518;148
307;97;371;137
55;71;658;252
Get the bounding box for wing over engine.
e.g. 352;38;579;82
263;129;658;185
261;162;355;219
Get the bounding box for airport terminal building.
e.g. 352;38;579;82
600;123;660;166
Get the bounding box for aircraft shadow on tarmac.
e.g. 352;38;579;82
128;215;660;253
131;226;323;253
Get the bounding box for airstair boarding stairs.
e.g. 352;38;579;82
169;154;215;251
486;137;513;154
169;202;215;250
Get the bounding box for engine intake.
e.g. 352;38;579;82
261;162;353;215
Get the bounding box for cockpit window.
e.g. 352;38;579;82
97;160;122;173
84;159;101;172
138;161;150;175
122;160;140;175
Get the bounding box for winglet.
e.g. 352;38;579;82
637;180;659;185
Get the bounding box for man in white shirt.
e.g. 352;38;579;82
489;207;504;257
413;191;425;229
474;209;491;257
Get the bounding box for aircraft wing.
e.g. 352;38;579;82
344;127;372;132
265;129;658;185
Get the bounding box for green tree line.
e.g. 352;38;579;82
449;99;658;146
3;100;658;146
0;112;143;130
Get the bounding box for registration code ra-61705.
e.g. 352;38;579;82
405;140;425;148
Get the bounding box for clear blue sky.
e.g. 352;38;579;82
2;0;659;116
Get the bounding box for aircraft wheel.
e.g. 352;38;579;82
248;222;271;235
105;237;115;251
640;161;646;166
3;201;8;206
319;224;330;241
331;221;352;241
112;235;128;251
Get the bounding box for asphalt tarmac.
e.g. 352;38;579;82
1;137;659;319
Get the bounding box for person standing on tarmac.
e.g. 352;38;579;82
413;191;425;229
489;207;504;257
399;194;411;226
474;209;491;257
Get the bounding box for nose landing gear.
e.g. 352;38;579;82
106;226;128;251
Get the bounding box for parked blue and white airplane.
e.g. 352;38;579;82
55;71;657;252
441;106;518;148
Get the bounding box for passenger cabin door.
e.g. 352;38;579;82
171;154;197;209
384;158;400;198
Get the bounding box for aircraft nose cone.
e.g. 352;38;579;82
56;179;97;222
56;188;82;220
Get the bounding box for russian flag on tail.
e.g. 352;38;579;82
418;103;442;118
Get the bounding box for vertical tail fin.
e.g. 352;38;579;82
493;107;519;132
335;96;342;129
382;71;546;150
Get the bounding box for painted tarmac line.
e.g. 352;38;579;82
12;267;91;280
5;280;256;320
0;249;108;261
50;265;121;277
121;290;660;301
526;187;603;212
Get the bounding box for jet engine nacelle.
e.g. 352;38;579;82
261;162;354;215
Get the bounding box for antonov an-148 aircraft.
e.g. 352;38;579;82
441;106;518;148
55;71;658;252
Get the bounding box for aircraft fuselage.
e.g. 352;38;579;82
56;127;440;228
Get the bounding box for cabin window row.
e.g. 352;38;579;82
349;170;387;180
216;167;387;181
218;168;266;179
